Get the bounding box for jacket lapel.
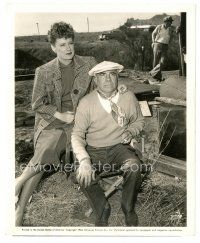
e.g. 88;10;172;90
52;58;62;97
73;55;91;90
73;55;84;85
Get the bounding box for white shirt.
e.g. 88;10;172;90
154;24;171;45
97;92;119;113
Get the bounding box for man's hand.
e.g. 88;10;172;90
151;43;155;49
54;111;74;124
76;158;95;188
121;130;132;144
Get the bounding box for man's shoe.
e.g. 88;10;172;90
95;203;111;226
148;77;161;85
125;211;139;226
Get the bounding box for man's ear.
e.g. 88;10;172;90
93;75;97;84
51;44;56;54
91;77;97;89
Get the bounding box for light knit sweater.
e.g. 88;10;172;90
154;24;172;45
71;89;144;162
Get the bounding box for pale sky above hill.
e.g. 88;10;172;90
15;12;179;36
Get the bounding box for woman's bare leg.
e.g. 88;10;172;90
15;164;43;199
15;171;44;226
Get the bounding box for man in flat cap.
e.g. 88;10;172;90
71;61;144;226
149;16;174;83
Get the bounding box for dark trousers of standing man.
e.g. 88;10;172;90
80;143;142;226
150;42;168;81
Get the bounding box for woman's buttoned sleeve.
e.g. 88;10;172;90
32;67;57;120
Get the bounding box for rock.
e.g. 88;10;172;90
24;114;35;126
15;80;33;110
15;96;25;105
15;111;35;127
143;79;149;84
15;138;34;163
15;120;24;127
119;70;130;77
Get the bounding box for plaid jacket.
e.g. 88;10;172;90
32;55;97;147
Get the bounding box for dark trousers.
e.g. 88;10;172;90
80;143;142;223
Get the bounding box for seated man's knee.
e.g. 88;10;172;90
121;158;141;174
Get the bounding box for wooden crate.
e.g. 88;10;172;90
151;103;186;177
156;104;186;159
134;103;186;178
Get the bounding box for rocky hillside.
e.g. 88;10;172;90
15;14;181;74
124;13;180;27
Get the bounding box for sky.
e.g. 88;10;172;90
15;12;179;36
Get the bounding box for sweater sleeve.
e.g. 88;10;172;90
71;97;91;162
126;92;145;136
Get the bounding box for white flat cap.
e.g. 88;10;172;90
89;61;124;76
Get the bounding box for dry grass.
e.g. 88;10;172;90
20;170;186;227
137;172;186;227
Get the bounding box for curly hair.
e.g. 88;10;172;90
48;22;74;45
